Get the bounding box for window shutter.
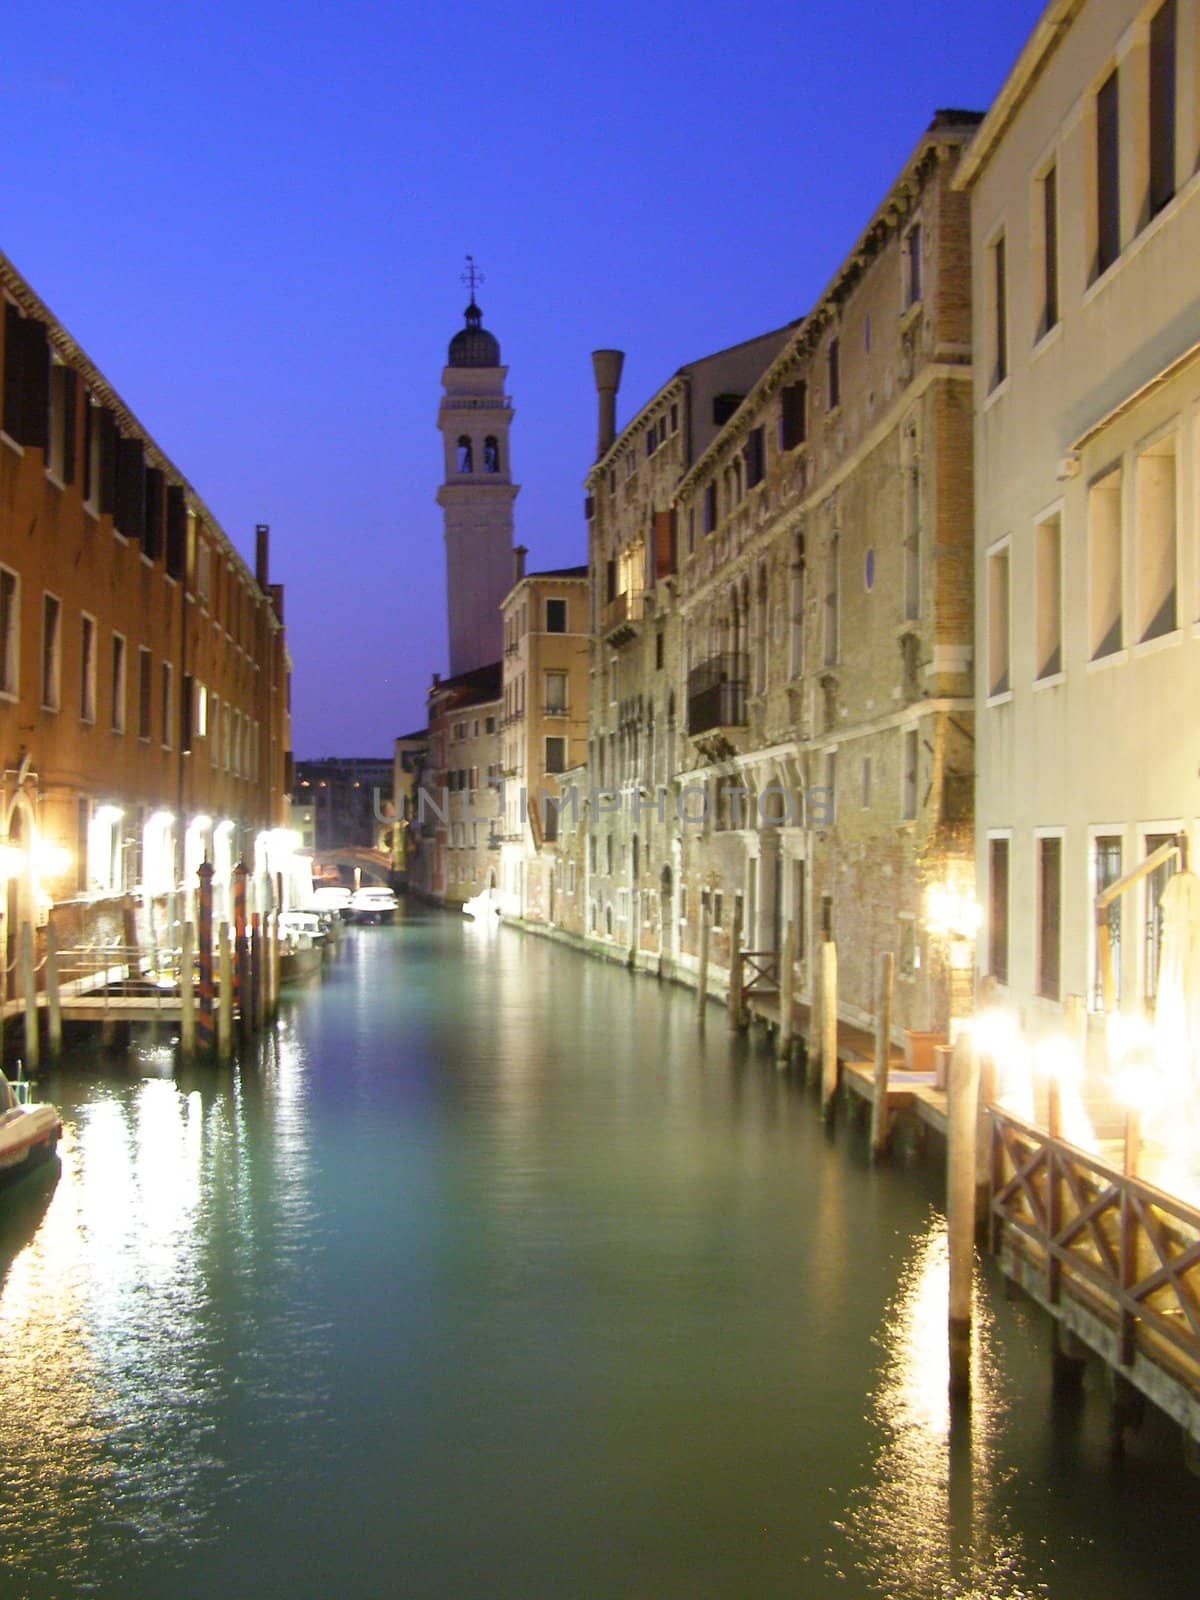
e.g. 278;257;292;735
62;368;78;484
115;435;146;542
99;409;118;516
166;483;187;579
7;315;50;450
654;509;676;578
2;306;21;439
181;673;194;754
143;465;165;560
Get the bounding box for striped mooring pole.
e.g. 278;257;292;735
233;860;249;1041
197;860;215;1054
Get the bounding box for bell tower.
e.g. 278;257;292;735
437;260;517;676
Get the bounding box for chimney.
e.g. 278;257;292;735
515;544;527;582
255;523;270;589
591;349;624;459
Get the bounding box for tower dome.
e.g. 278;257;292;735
448;301;500;368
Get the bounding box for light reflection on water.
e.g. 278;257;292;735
2;911;1200;1598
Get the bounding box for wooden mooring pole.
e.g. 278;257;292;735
20;921;38;1072
777;920;796;1067
820;937;838;1118
947;1029;981;1397
196;861;215;1056
250;913;263;1033
180;921;196;1061
728;894;745;1033
870;950;895;1160
696;892;711;1028
233;862;249;1043
45;920;62;1061
217;923;233;1060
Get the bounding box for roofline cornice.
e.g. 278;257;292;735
676;121;979;499
953;1;1083;192
0;248;278;619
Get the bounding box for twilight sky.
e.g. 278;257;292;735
2;0;1044;756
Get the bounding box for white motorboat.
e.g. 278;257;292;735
0;1072;62;1192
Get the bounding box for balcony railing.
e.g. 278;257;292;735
686;653;748;735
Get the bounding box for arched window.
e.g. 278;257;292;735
483;436;500;473
456;436;473;473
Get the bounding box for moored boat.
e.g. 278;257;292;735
0;1073;62;1192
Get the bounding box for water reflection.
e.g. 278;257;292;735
839;1215;1041;1598
0;1028;324;1590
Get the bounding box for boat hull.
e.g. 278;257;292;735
0;1106;63;1192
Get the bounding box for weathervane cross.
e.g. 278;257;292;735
461;254;485;302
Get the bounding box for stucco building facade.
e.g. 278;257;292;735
956;0;1200;1064
0;247;292;970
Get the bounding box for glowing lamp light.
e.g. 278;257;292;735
94;804;124;826
32;839;72;877
187;814;213;835
926;880;981;944
1034;1033;1083;1089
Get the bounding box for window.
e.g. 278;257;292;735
989;837;1010;984
789;534;806;678
860;757;872;809
209;692;220;764
1088;467;1122;656
827;339;840;410
904;461;921;621
987;542;1010;697
712;891;723;930
83;398;102;512
195;677;208;738
3;306;49;448
545;671;567;713
703;482;718;534
1096;68;1121;277
80;613;96;723
41;593;61;711
792;861;806;965
0;566;18;697
161;663;173;748
485;715;495;734
138;648;152;740
780;380;807;450
823;531;839;667
1136;434;1177;641
1093;834;1123;1007
1038;164;1059;337
546;598;566;633
645;428;655;458
1037;835;1062;1001
483;436;500;473
110;633;126;733
1035;512;1063;679
901;728;918;821
545;736;566;775
1149;0;1177;219
903;223;922;308
568;861;576;894
744;426;765;490
990;234;1008;389
47;362;76;483
1143;832;1178;1006
456;435;473;472
825;750;838;824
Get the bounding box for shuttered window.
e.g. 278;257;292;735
144;466;165;561
115;435;146;541
1149;0;1177;217
2;308;49;449
1096;69;1121;275
780;381;807;450
166;483;187;579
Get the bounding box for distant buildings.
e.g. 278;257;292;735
0;247;293;969
291;757;393;855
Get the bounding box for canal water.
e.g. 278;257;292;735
2;905;1200;1599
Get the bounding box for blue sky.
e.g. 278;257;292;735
1;0;1045;754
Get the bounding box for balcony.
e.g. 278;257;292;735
603;589;644;647
686;653;748;736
